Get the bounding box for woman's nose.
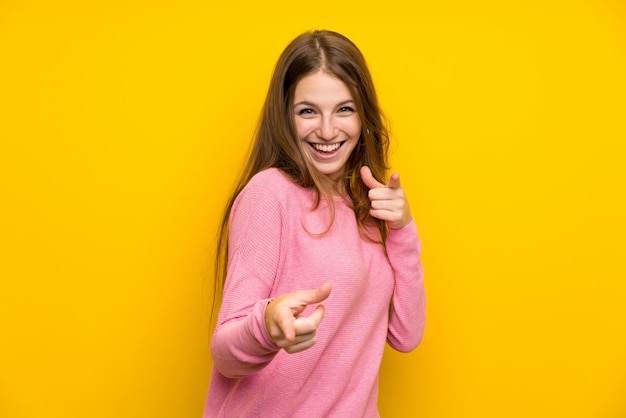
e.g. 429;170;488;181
317;116;338;141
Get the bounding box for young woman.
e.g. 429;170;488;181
204;30;426;417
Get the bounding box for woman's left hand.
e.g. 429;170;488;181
361;166;413;230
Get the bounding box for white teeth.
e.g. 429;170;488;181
312;142;341;152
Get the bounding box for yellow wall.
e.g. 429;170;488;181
1;1;625;417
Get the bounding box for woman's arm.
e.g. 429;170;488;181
360;166;426;352
385;220;426;352
210;181;283;378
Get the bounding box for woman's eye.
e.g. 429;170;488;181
297;108;315;116
338;106;355;113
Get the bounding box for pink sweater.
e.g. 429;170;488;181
204;168;426;418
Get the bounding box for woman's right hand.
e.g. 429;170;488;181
264;282;332;354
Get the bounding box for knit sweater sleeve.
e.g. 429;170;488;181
210;177;283;379
385;219;426;352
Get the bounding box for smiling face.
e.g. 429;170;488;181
293;70;362;181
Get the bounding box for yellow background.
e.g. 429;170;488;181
1;1;625;417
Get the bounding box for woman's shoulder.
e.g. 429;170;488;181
235;168;305;205
234;168;305;215
247;168;299;192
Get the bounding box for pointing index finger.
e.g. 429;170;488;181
386;172;402;189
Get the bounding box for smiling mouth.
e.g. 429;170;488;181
310;141;344;153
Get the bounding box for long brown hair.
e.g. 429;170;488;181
212;30;391;318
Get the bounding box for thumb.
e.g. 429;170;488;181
386;172;402;189
360;166;385;190
296;282;332;305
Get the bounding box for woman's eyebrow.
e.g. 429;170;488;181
293;99;355;107
293;100;316;107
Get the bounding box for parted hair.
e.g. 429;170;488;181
212;30;391;318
